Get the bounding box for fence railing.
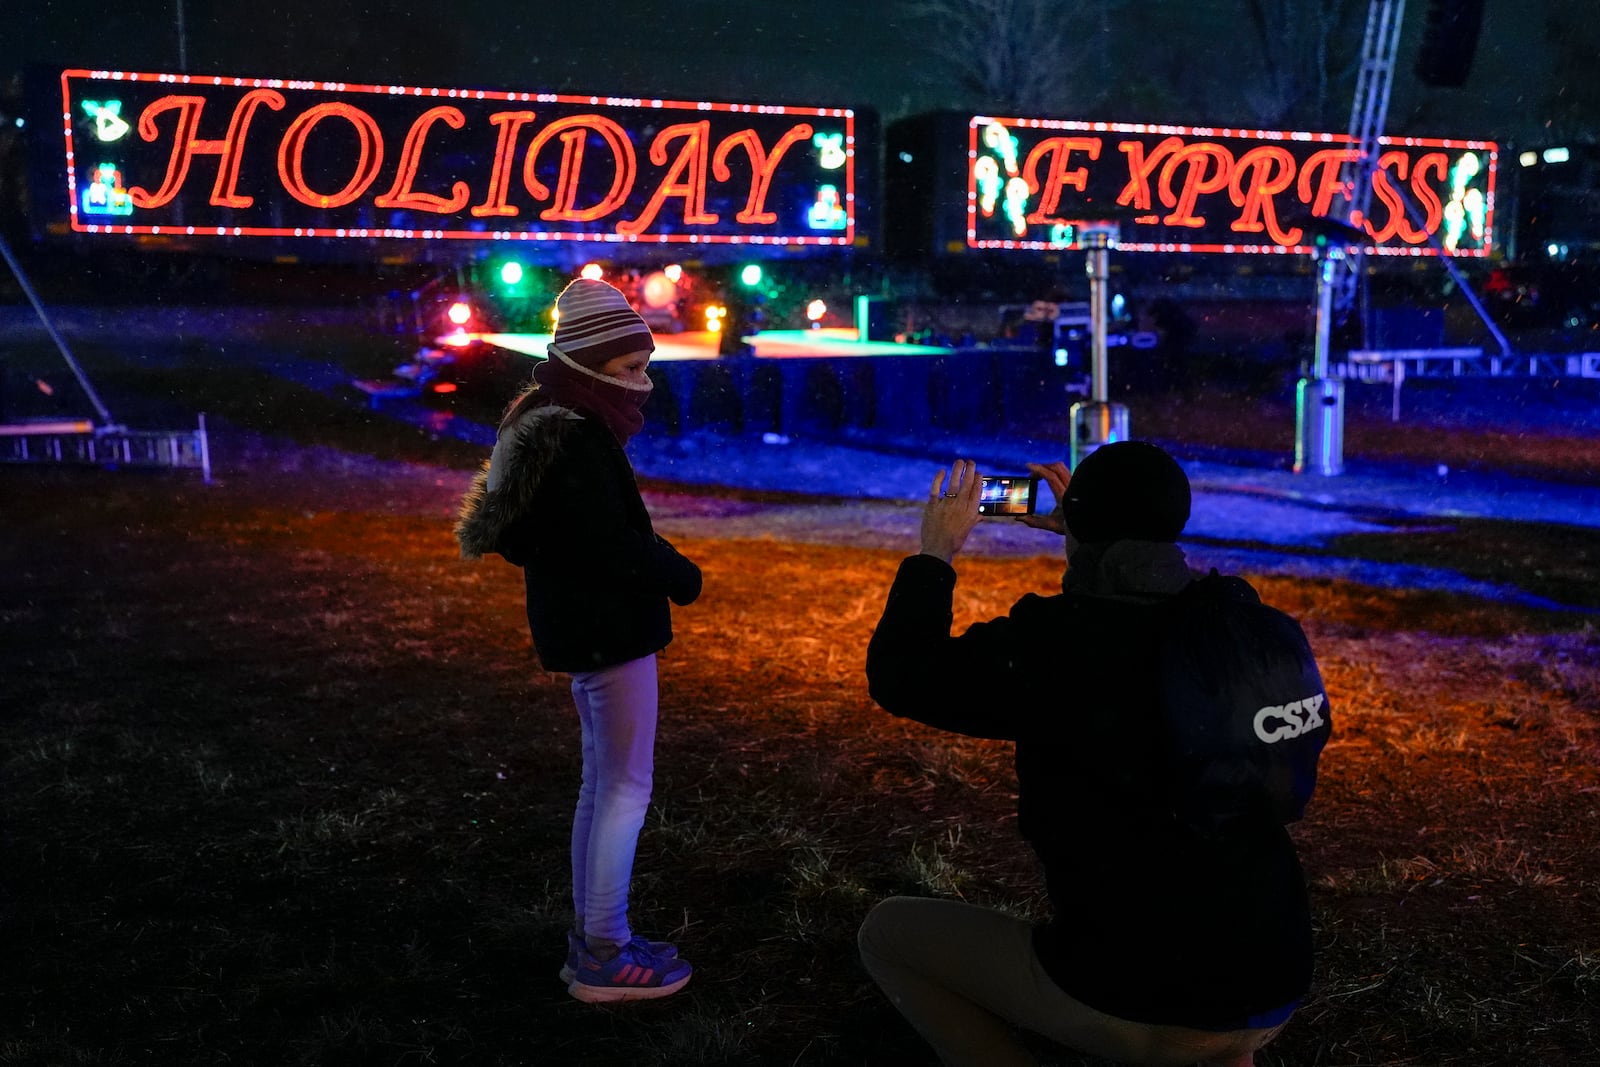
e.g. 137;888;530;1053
1342;349;1600;381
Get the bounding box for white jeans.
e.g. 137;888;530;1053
568;654;658;946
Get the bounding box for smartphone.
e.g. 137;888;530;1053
978;474;1038;516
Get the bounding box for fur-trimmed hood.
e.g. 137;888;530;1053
454;402;580;560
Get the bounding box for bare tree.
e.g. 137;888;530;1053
1538;4;1600;143
1239;0;1367;128
901;0;1124;115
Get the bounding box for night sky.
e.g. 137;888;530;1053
5;1;1598;148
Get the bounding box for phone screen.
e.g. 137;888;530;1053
978;475;1038;516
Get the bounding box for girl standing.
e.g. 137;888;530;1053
456;278;701;1003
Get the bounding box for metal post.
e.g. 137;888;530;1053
176;0;189;71
1312;247;1340;380
1087;231;1110;403
1295;246;1346;475
197;412;212;484
1068;228;1129;467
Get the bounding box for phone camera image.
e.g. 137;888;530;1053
977;475;1038;516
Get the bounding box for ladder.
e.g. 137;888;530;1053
1;416;212;480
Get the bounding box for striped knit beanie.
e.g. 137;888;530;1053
550;278;655;369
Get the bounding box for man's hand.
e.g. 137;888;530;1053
919;459;981;563
1016;461;1079;555
1017;461;1070;534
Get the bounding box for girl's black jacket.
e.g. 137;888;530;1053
455;405;701;672
865;548;1313;1032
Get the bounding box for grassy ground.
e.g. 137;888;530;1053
2;318;1598;1066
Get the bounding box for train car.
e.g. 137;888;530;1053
886;108;1505;358
1488;143;1600;332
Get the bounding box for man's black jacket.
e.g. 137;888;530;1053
866;549;1312;1030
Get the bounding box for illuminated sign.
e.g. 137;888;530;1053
55;69;857;246
966;115;1498;256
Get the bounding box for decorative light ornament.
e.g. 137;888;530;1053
813;131;847;169
1003;177;1030;236
975;157;1002;216
81;100;130;142
807;185;847;230
983;122;1020;175
1443;152;1485;252
80;162;133;216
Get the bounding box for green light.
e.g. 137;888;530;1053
499;260;524;286
739;264;763;287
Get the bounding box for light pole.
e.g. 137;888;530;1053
1069;224;1128;467
1295;239;1347;475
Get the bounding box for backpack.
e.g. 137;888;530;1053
1156;572;1332;836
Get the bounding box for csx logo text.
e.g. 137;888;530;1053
1253;693;1327;744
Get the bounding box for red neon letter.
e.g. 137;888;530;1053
1367;150;1423;243
616;121;720;237
203;89;287;209
1158;142;1233;228
1115;136;1182;212
127;91;285;210
1297;148;1359;218
525;115;637;223
1228;144;1300;244
375;106;470;214
278;102;384;209
712;124;812;224
1022;136;1101;221
1408;152;1449;241
126;96;211;209
472;111;537;217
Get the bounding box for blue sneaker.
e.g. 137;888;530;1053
559;930;678;985
567;938;692;1003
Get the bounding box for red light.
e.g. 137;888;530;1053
642;271;677;308
447;301;472;325
431;382;458;393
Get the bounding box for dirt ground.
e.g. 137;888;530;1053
2;329;1598;1066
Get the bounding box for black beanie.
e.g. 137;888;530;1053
1062;441;1191;544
